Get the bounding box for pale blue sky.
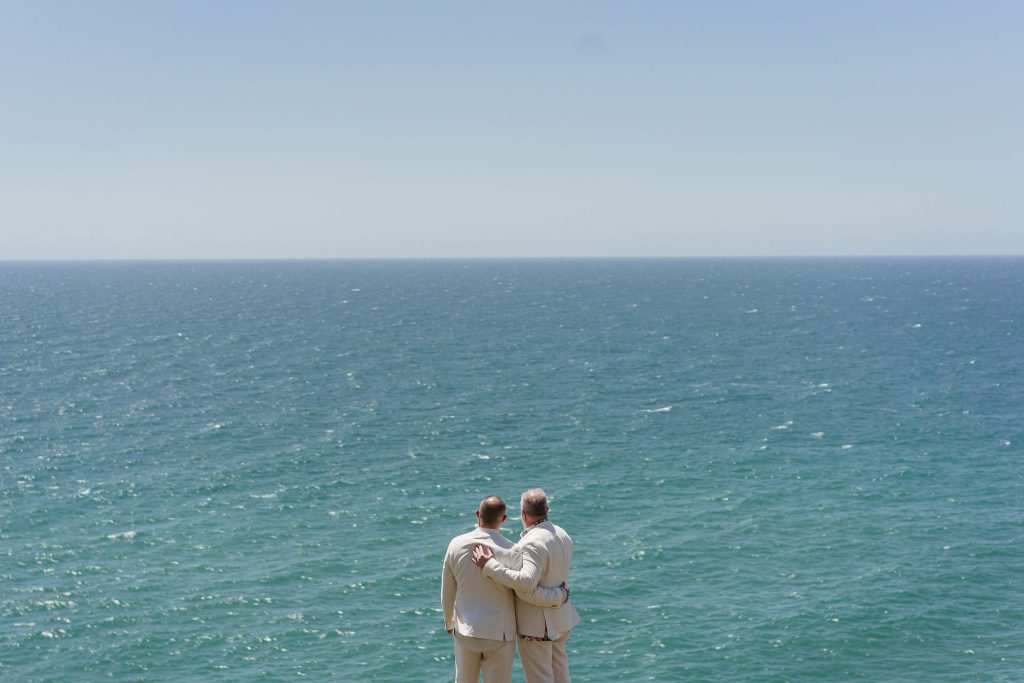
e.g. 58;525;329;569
2;1;1022;259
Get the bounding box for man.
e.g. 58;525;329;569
473;488;580;683
441;496;565;683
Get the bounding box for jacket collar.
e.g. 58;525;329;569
520;518;550;539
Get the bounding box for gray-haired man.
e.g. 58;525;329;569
473;489;580;683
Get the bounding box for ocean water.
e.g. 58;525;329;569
1;258;1021;682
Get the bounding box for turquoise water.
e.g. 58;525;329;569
2;258;1021;681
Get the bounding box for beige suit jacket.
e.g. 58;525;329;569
482;520;581;639
441;527;519;641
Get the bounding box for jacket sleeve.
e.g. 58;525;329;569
516;583;565;608
489;541;519;570
482;541;544;593
441;551;456;632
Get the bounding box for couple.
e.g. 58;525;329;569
441;489;580;683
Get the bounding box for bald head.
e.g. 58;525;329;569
477;495;507;528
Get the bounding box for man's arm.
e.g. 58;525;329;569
440;552;456;633
473;544;566;607
516;582;567;608
476;542;545;593
489;541;519;570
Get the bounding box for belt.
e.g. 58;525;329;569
519;632;561;642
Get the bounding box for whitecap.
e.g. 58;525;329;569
840;444;854;450
106;530;136;540
641;406;672;413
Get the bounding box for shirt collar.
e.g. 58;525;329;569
520;517;548;538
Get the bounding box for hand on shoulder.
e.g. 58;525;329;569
472;544;493;568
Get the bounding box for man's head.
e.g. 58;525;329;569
476;495;507;529
520;488;549;526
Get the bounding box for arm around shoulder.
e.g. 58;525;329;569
482;542;544;593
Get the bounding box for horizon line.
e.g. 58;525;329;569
1;254;1023;264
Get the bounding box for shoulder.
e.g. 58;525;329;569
550;523;574;545
486;530;515;549
519;528;553;551
447;529;480;552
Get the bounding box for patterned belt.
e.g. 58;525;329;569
520;632;562;642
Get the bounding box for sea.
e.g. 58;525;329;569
1;258;1021;682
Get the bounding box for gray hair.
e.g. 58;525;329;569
520;488;549;518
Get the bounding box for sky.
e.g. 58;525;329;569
2;1;1022;259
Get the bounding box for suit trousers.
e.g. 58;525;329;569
454;632;514;683
518;631;570;683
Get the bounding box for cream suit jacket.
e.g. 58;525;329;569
481;520;581;639
442;527;520;641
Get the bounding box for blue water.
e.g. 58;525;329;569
2;258;1022;681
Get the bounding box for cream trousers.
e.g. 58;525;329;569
518;631;571;683
454;632;514;683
